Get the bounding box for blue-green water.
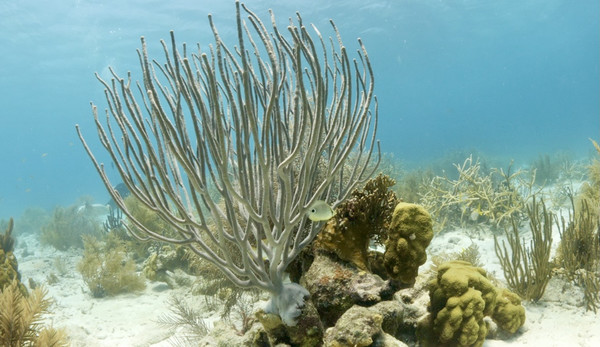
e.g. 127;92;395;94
0;0;598;218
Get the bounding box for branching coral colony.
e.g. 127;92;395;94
77;1;378;326
550;140;600;312
1;220;69;346
493;197;553;302
492;140;600;311
0;280;69;347
555;196;600;312
419;155;542;233
71;1;538;344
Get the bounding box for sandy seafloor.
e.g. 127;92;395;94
14;200;600;347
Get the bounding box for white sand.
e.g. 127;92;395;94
16;234;224;346
14;214;600;346
428;215;600;347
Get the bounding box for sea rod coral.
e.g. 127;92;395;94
76;2;379;326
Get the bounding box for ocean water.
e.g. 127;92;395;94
0;0;598;219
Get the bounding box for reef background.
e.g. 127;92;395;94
0;0;598;218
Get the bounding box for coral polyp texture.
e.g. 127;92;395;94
493;288;526;334
383;202;434;285
418;260;525;347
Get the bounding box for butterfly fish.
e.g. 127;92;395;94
307;200;335;221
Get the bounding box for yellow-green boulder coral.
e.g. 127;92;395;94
383;202;433;284
492;288;526;334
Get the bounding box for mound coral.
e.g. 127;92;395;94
492;288;526;334
418;260;525;347
382;202;434;285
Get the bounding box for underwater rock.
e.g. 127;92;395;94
142;245;192;288
256;299;323;347
201;301;322;347
542;270;586;307
143;252;175;288
393;273;431;344
301;252;394;327
198;319;270;347
75;202;110;218
368;300;405;337
323;305;408;347
375;333;410;347
323;305;382;346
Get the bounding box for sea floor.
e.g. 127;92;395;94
15;212;600;347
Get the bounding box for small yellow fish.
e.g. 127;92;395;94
469;203;483;222
307;200;335;221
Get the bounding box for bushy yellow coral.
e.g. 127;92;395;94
577;139;600;222
78;233;145;297
40;204;103;250
0;280;68;346
124;195;175;237
0;249;22;294
315;174;399;270
0;219;26;296
0;218;14;253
